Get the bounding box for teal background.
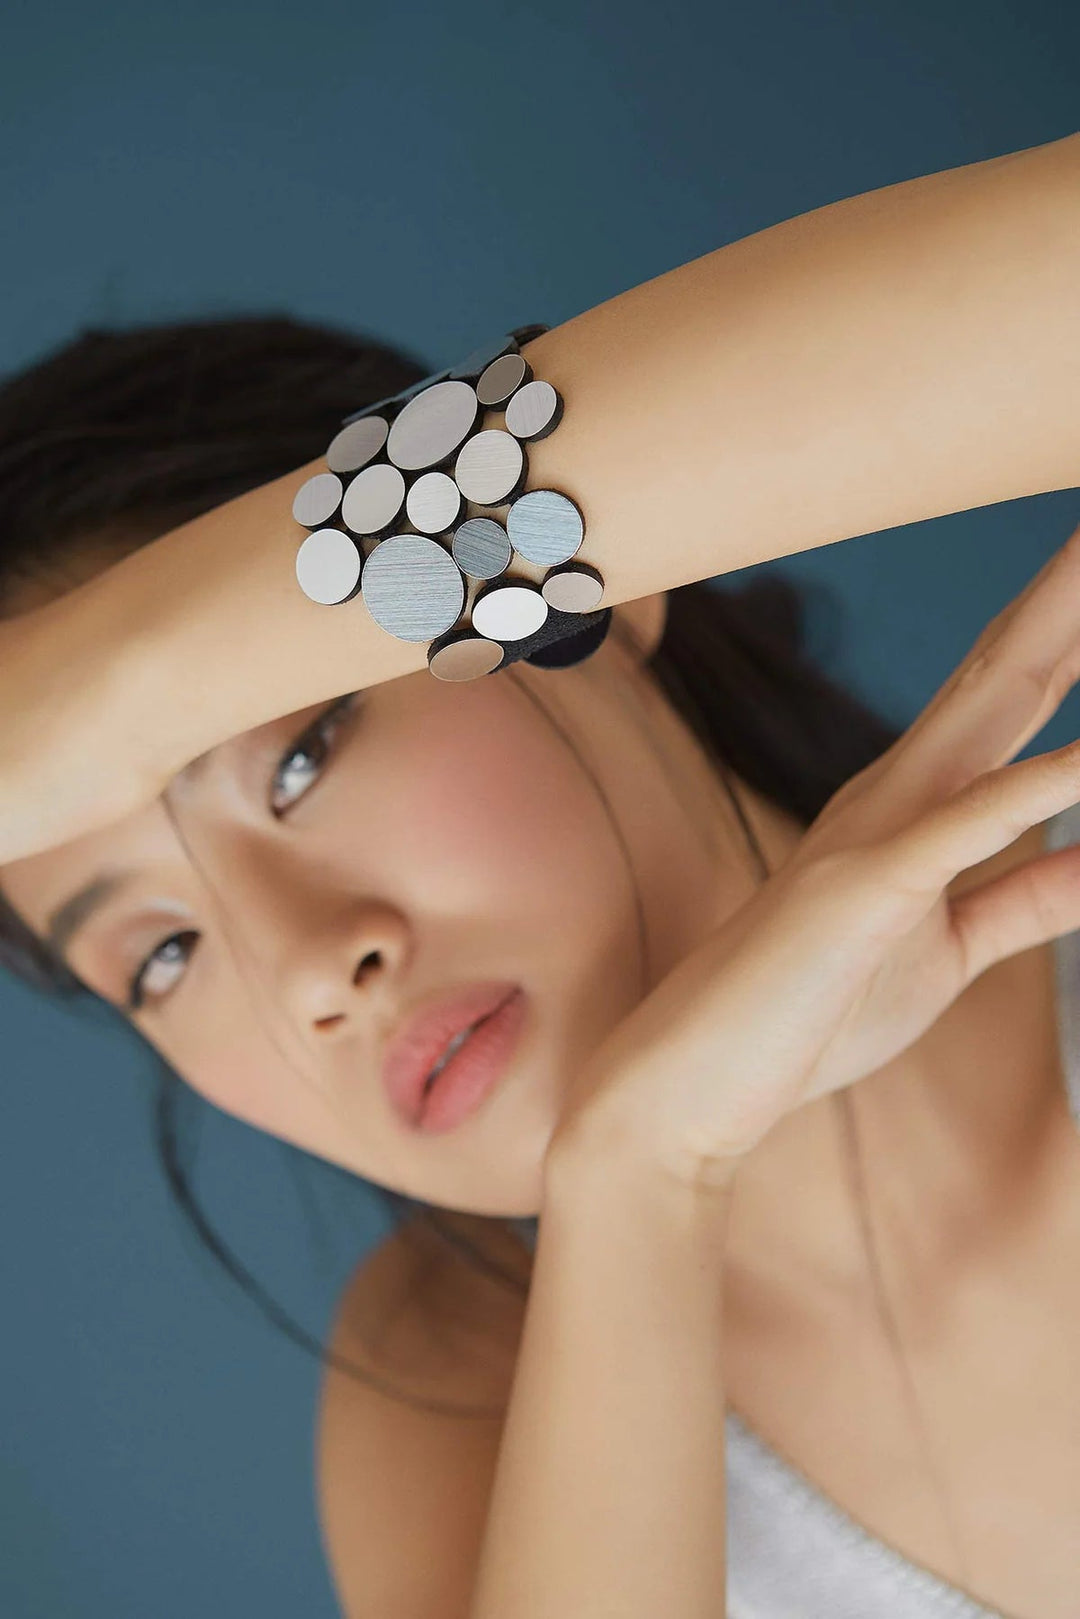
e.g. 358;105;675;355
1;1;1077;1613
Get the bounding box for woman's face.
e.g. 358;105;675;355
1;588;785;1217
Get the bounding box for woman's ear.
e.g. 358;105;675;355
615;591;668;662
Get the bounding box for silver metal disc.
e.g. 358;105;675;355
504;379;561;440
341;462;407;534
326;415;389;474
406;471;462;534
386;379;479;472
427;633;505;681
471;582;549;641
541;565;605;613
361;534;465;641
476;352;529;407
452;516;512;579
453;429;524;506
295;528;362;605
506;488;584;566
292;471;344;529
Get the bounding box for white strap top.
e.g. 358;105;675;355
511;802;1080;1619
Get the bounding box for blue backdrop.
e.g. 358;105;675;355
1;2;1077;1614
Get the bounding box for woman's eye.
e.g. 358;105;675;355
123;692;362;1010
126;930;198;1013
268;691;362;818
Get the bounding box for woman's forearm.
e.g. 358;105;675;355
468;1151;733;1619
8;132;1079;841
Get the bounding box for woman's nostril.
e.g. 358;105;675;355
354;950;382;986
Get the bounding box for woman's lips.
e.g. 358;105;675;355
382;981;524;1131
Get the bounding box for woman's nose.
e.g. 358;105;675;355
167;813;413;1035
310;946;387;1031
275;907;412;1041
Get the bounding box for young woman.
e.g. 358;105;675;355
0;132;1078;1619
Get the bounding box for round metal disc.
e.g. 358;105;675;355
504;379;562;441
341;462;407;534
471;581;549;641
406;471;462;534
476;351;529;407
448;335;516;380
427;631;505;681
385;379;480;471
361;533;465;641
295;528;362;605
451;516;512;579
326;415;389;474
506;488;584;566
292;471;344;529
541;563;605;612
453;429;525;506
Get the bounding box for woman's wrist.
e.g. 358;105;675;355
543;1114;739;1237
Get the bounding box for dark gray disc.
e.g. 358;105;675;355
295;528;362;605
476;352;529;407
451;516;512;579
506;488;584;566
427;631;505;681
541;563;605;613
504;379;561;441
341;462;406;534
471;581;549;641
448;335;516;380
453;429;524;506
292;471;344;529
386;379;479;471
326;416;389;474
406;471;462;534
361;534;465;641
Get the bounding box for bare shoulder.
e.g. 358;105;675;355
315;1216;528;1619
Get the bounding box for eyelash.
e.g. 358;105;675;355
125;693;361;1013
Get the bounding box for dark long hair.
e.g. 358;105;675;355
0;314;902;1415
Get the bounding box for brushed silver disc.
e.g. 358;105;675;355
471;581;549;641
292;471;344;529
451;516;512;579
341;462;407;534
453;429;524;506
406;471;462;534
541;564;605;612
386;379;479;471
326;415;389;474
504;379;561;440
361;534;465;641
295;528;362;605
427;633;505;681
506;488;584;566
476;351;529;407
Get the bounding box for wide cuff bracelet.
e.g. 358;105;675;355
290;323;610;682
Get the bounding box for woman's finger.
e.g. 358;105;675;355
832;523;1080;841
949;839;1080;985
876;737;1080;905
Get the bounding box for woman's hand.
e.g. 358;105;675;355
548;519;1080;1195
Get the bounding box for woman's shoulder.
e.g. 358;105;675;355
315;1216;528;1618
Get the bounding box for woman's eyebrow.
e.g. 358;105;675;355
45;870;134;963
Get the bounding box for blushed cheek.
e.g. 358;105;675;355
382;704;607;892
